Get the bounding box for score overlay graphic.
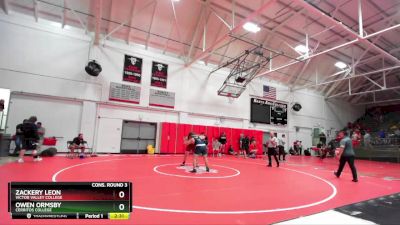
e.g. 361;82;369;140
8;182;132;220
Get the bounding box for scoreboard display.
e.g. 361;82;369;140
8;182;132;220
250;98;287;126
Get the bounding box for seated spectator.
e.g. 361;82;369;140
378;129;386;138
394;128;400;138
248;139;258;158
69;133;86;158
227;145;235;155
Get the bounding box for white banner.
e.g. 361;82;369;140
149;89;175;108
109;82;141;104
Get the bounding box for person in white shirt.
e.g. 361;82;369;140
266;132;279;167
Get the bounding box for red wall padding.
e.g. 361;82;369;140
159;122;264;155
206;126;220;154
160;123;177;154
176;124;193;154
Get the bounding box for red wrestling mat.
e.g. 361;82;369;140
1;154;400;225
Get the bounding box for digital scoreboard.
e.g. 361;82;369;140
250;98;287;125
8;182;132;220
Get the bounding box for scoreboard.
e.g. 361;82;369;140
250;98;287;125
9;182;132;220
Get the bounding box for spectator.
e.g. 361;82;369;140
244;135;250;155
319;132;327;145
69;133;86;158
278;134;286;161
394;128;400;138
227;145;235;155
364;130;372;150
248;139;258;158
18;116;42;163
266;132;279;167
36;122;45;144
378;130;386;138
218;132;227;154
14;119;27;153
238;133;246;157
212;138;221;157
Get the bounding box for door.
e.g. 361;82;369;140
120;121;157;154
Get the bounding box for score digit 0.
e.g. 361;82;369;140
119;191;125;198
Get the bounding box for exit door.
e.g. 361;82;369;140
120;121;157;154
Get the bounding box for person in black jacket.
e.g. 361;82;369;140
18;116;42;163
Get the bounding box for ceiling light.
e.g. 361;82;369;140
243;22;261;33
335;61;347;69
294;45;309;54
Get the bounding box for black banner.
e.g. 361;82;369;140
123;55;142;83
151;61;168;88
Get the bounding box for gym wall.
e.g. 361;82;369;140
0;13;365;153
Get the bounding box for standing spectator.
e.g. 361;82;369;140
18;116;42;163
334;131;358;182
363;130;372;150
238;133;245;157
14;119;27;153
244;135;250;156
36;122;45;147
278;134;286;161
319;132;327;145
218;132;227;154
266;132;279;167
212;138;221;157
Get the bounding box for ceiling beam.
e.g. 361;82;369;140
33;0;39;22
186;0;277;67
297;0;400;65
61;0;67;28
0;0;9;14
356;97;400;106
297;65;400;91
145;1;157;50
169;0;185;57
102;0;156;44
125;0;136;44
186;3;206;62
93;0;103;45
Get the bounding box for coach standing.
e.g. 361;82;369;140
334;130;358;182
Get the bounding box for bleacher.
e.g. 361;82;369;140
352;108;400;163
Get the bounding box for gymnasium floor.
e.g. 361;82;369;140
1;154;400;225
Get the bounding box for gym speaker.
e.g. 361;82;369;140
292;103;302;112
85;60;102;77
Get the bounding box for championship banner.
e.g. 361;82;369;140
123;54;143;83
149;89;175;109
109;82;141;104
151;61;168;88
